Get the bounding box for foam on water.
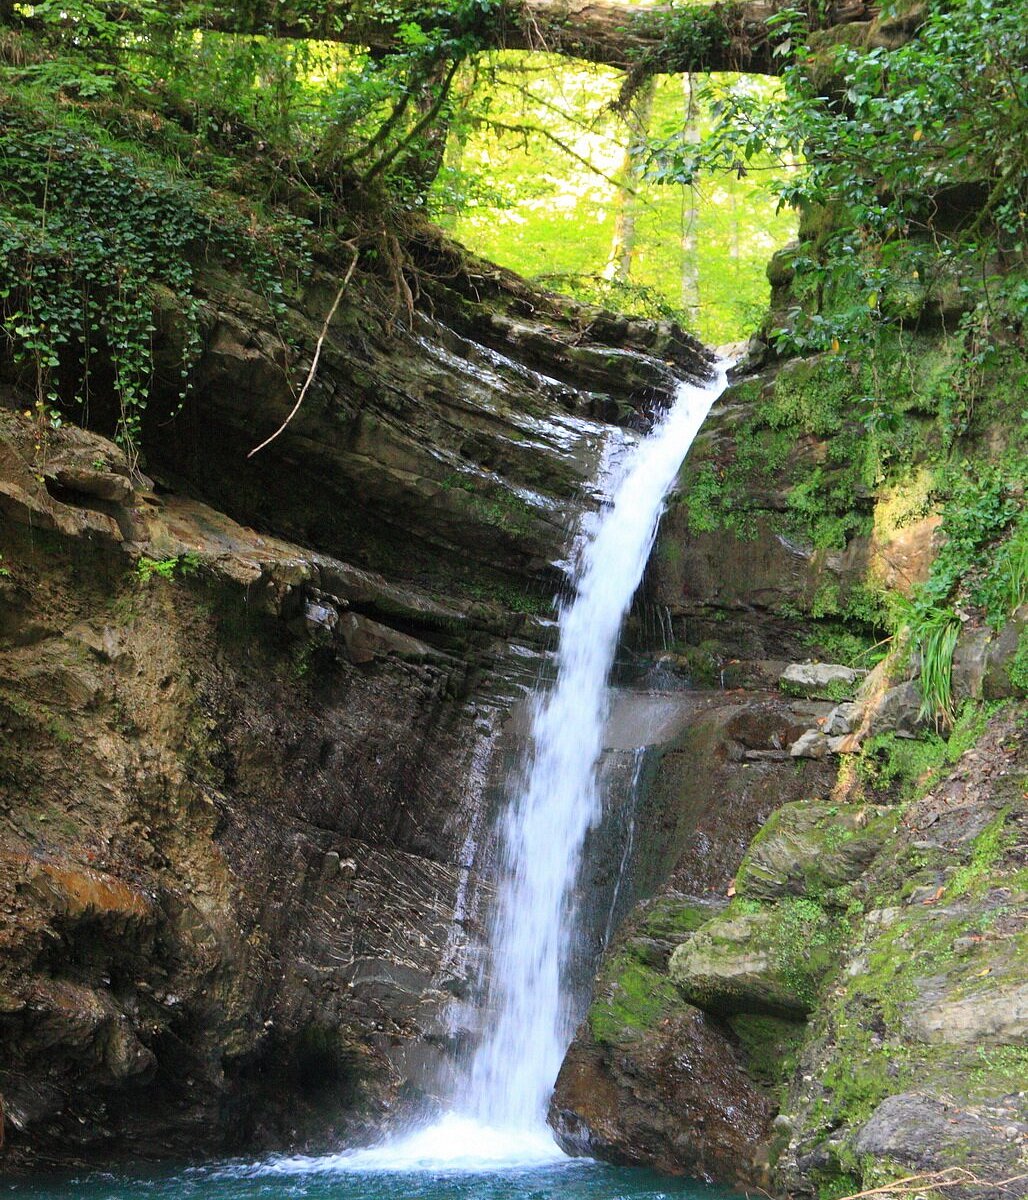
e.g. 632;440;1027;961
251;1115;568;1176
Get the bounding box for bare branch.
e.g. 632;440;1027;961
248;241;360;459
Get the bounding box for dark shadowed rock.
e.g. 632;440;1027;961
550;1006;773;1186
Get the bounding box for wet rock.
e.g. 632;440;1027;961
104;1021;157;1081
631;696;837;901
338;611;436;664
550;1005;773;1186
780;662;866;699
734;801;891;903
302;599;338;640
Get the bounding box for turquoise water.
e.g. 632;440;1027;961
3;1158;745;1200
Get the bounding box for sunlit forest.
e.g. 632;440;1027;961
433;56;795;343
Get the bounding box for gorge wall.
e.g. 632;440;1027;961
0;252;712;1167
550;231;1028;1197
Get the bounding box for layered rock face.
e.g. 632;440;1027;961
0;255;710;1168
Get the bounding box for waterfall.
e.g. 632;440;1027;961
299;363;728;1173
462;363;727;1133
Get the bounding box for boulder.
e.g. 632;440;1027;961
951;625;992;701
854;1092;1028;1189
669;903;840;1016
983;606;1028;699
338;611;437;664
734;802;891;903
867;680;925;736
823;702;862;736
780;662;866;699
550;1005;773;1185
905;979;1028;1047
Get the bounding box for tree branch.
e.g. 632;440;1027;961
248;241;360;459
58;0;883;77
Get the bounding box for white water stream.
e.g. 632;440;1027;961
288;363;728;1174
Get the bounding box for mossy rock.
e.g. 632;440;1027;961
734;801;894;904
637;893;725;942
587;950;682;1046
728;1012;807;1092
669;900;846;1017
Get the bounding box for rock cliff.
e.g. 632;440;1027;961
550;294;1028;1197
0;251;710;1167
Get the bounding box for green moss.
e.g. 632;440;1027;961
461;579;553;616
587;951;681;1046
1008;624;1028;695
947;809;1012;899
639;896;717;940
772;898;848;1009
967;1044;1028;1091
763;357;849;437
728;1012;807;1092
803;622;886;668
668;639;724;685
815;1171;861;1200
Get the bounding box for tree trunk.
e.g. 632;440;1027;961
605;77;657;284
679;76;700;318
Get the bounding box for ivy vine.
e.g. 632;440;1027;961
0;104;310;463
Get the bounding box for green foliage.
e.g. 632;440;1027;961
0;99;308;460
855;701;989;801
973;514;1028;628
135;552;200;584
920;465;1021;613
890;463;1024;724
803;623;886;669
1008;626;1028;696
914;608;961;729
441;61;795;343
648;0;1026;350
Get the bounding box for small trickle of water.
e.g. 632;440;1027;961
601;746;646;949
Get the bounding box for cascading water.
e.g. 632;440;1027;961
461;362;728;1138
275;362;729;1175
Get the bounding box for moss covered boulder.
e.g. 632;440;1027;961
550;921;774;1184
669;900;846;1016
734;800;894;904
